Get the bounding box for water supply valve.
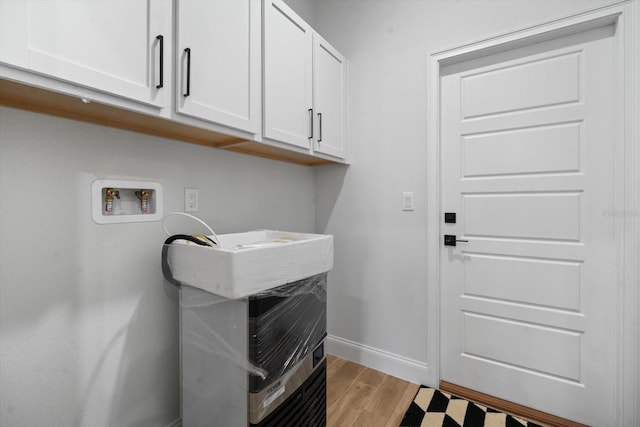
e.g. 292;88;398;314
105;188;120;213
136;189;151;213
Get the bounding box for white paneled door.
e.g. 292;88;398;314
440;24;617;426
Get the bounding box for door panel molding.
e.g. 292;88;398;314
426;2;639;426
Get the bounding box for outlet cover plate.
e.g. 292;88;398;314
185;188;199;212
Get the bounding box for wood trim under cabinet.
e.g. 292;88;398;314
0;78;332;166
225;140;333;166
439;381;587;427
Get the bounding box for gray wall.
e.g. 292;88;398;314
312;0;620;378
284;0;315;26
0;106;315;426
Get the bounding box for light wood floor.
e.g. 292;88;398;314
327;355;419;427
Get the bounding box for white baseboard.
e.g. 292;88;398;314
326;334;433;386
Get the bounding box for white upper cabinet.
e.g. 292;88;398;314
263;0;347;160
312;34;347;159
176;0;261;134
0;0;345;164
263;0;313;150
0;0;171;107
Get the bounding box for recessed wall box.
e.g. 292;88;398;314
91;179;163;224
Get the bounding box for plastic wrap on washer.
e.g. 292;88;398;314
248;274;327;394
162;236;329;426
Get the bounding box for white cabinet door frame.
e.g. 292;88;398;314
175;0;261;134
263;0;348;161
0;0;171;107
426;3;639;426
312;33;347;160
263;0;313;150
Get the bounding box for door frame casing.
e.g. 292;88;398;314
426;2;639;425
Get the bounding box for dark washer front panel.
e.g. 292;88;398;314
250;359;327;427
248;273;327;393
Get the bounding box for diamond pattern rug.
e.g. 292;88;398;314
400;386;544;427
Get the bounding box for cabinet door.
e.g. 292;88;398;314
313;34;347;159
0;0;170;107
263;0;313;149
176;0;260;134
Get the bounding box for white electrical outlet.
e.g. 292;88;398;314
185;188;199;212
